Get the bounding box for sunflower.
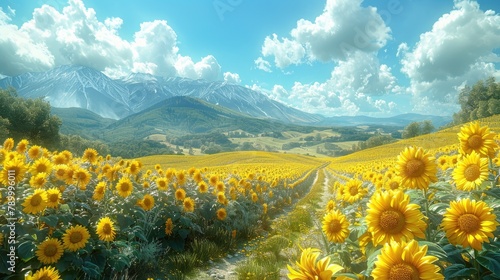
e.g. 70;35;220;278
384;176;402;190
96;217;116;242
371;240;444;280
251;192;258;203
322;210;350;243
441;198;499;251
36;238;64;264
46;188;61;209
183;197;195;212
30;157;53;176
29;172;48;189
28;145;43;159
82;148;99;164
165;218;174;236
193;170;203;183
396;146;437;190
22;189;48;214
458;121;498;158
1;158;28;184
116;176;133;198
287;248;343;280
73;168;91;190
62;225;90;251
198;182;208;193
342;179;367;203
126;160;141;175
175;188;186;201
156;177;168;191
366;190;427;246
209;175;218;186
216;181;225;192
16;139;29;153
93;182;106;201
263;203;268;214
452;151;489;191
26;266;61;280
138;194;155;211
216;191;226;204
176;170;186;186
53;165;67;181
216;208;227;220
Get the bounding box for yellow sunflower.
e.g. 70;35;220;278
2;138;14;150
26;266;61;280
1;158;28;184
36;238;64;264
22;189;48;214
458;121;498;158
209;175;218;186
29;172;48;189
287;248;344;280
366;190;427;246
73;168;91;190
371;240;444;280
165;218;174;236
28;145;43;159
156;177;169;191
138;194;155;211
92;182;106;201
183;197;195;212
82;148;99;164
116;176;133;198
198;181;208;193
16;139;29;153
193;170;203;183
46;188;61;209
322;209;349;243
441;198;499;251
325;200;335;212
251;192;258;203
216;208;227;221
452;151;489;191
62;225;90;251
96;217;116;242
30;157;53;176
176;170;186;186
384;176;402;190
126;160;141;175
396;146;437;190
175;188;186;201
263;203;268;214
342;179;367;203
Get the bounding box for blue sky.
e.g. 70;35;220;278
1;0;499;117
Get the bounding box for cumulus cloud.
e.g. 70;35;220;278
401;0;500;104
0;0;222;80
261;34;305;68
223;71;241;84
254;57;272;72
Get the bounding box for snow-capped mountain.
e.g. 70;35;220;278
0;65;322;123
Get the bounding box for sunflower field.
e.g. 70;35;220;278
0;139;325;279
284;119;500;280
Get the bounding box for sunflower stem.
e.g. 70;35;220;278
473;249;481;280
422;189;432;241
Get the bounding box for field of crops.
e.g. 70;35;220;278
1;116;500;280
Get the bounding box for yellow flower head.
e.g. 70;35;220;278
73;167;91;190
287;248;343;280
16;139;29;153
156;177;168;191
82;148;99;164
441;198;499;251
3;138;14;150
29;172;48;189
216;208;227;220
62;225;90;251
30;157;53;176
28;145;43;159
36;238;64;264
458;121;498;158
183;197;195;212
138;194;155;211
452;151;489;191
342;178;367;203
165;218;174;236
396;146;437;190
116;176;133;198
22;189;47;214
26;266;61;280
93;182;106;201
175;188;186;201
46;188;61;209
198;181;208;193
1;157;28;184
366;190;427;246
322;209;350;243
371;240;444;280
96;217;116;242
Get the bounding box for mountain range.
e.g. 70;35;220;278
0;65;452;132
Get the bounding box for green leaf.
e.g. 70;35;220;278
444;264;477;279
484;188;500;199
477;251;500;276
428;203;450;215
178;228;190;239
418;241;447;260
82;261;101;278
17;240;35;260
366;247;382;276
117;214;134;229
40;215;59;227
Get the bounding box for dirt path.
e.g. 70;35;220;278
191;169;329;280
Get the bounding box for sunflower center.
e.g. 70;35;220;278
121;183;130;191
458;214;480;233
467;135;483;149
328;219;342;233
464;164;481;182
31;195;42;206
39;276;51;280
103;224;112;235
389;181;399;190
405;159;425;177
48;194;58;203
380;210;406;234
389;263;419;280
44;244;58;257
70;232;83;243
349;186;359;196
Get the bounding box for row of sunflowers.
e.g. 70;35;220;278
286;121;500;279
0;138;322;279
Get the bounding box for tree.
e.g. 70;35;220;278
421;120;435;135
454;77;500;124
402;122;421;139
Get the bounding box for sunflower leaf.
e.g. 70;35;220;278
40;215;58;227
477;251;500;276
418;241;447;260
444;264;477;279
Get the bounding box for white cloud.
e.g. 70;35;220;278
261;34;305;69
254;57;272;72
223;71;241;84
401;0;500;104
0;0;222;81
